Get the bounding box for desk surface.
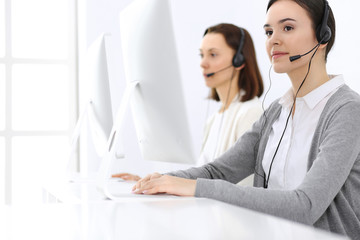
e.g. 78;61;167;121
1;198;349;240
42;177;180;203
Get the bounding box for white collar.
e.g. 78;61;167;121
279;74;345;110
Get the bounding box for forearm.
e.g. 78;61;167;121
165;165;213;179
195;178;313;224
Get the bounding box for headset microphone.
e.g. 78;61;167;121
205;65;233;77
289;0;331;63
289;43;321;62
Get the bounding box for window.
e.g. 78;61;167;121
0;0;4;58
0;137;4;205
12;64;69;130
12;136;69;204
0;65;4;130
1;0;77;204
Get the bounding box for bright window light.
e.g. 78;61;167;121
0;65;4;130
0;137;4;205
12;0;68;59
3;0;76;205
0;0;4;57
12;64;69;130
12;136;69;204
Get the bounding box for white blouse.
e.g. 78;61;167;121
198;96;263;166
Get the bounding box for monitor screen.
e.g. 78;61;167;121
86;34;113;157
68;33;113;177
119;0;195;164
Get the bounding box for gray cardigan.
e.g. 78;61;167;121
168;85;360;239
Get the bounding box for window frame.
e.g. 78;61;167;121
0;0;78;204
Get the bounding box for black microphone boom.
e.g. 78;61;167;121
289;55;302;62
206;72;215;77
206;65;233;77
289;43;320;62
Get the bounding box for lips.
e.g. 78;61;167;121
271;51;288;59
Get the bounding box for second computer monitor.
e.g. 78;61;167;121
120;0;195;165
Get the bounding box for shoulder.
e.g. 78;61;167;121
324;85;360;114
319;85;360;132
232;97;263;112
331;85;360;103
227;97;263;122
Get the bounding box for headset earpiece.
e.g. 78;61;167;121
232;28;245;68
316;0;331;44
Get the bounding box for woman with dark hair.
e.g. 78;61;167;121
113;23;264;184
197;23;263;167
133;1;360;239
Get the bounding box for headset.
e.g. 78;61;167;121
316;0;331;44
264;0;332;189
232;28;246;67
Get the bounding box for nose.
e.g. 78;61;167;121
200;56;208;70
268;30;280;46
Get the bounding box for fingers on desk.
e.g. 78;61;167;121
132;173;164;194
112;173;141;181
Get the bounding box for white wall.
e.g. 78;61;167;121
78;0;360;176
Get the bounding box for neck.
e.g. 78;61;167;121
288;56;329;97
216;77;240;113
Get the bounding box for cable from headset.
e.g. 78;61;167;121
252;64;273;181
262;65;273;115
204;94;211;127
263;44;321;189
211;68;236;161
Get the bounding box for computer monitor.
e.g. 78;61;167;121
119;0;196;164
86;33;113;157
68;33;113;174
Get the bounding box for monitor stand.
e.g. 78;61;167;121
96;81;139;199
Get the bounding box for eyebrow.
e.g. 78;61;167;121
199;48;220;52
263;18;296;28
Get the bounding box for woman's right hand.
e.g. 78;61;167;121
111;173;141;181
132;172;163;192
132;173;196;197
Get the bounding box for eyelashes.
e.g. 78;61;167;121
199;53;218;58
264;25;294;37
265;30;273;37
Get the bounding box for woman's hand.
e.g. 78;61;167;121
132;173;196;197
111;173;141;181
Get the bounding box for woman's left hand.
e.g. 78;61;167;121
132;174;196;197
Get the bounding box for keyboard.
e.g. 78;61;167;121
100;180;179;201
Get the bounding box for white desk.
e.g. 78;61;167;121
38;176;351;240
42;177;180;203
0;198;349;240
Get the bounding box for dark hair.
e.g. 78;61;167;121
203;23;264;102
266;0;336;61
